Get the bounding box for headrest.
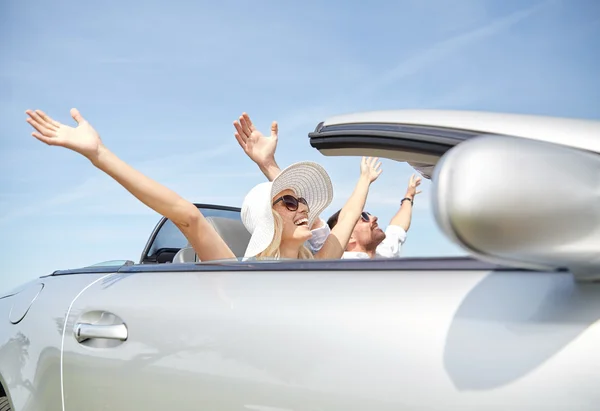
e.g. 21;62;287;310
205;216;251;258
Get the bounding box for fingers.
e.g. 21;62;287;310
374;159;382;174
366;156;380;168
360;157;368;174
233;121;247;142
408;173;422;188
239;115;251;136
234;132;247;149
374;159;383;177
36;110;60;130
70;108;85;124
27;110;53;133
31;131;58;146
361;157;382;180
25;110;56;137
361;157;380;166
270;121;278;139
233;114;257;153
242;113;256;132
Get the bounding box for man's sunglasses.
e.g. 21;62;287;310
273;195;310;211
360;211;371;222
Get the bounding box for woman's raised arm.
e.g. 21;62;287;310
25;108;235;261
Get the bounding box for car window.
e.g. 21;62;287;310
146;206;241;261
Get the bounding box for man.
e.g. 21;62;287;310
233;112;421;259
308;173;420;258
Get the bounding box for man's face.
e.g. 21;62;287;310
351;211;386;249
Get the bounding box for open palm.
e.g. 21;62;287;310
233;112;278;165
406;173;423;197
361;157;383;183
25;108;103;160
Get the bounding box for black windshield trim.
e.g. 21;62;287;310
312;122;480;140
309;122;484;156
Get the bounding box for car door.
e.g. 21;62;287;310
59;259;600;411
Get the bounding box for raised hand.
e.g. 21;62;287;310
360;156;383;183
405;173;422;198
25;108;103;161
314;156;383;259
233;112;278;167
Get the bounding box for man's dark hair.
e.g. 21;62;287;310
327;209;342;230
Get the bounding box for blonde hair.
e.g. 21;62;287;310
256;209;314;260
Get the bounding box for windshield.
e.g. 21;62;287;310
143;206;241;263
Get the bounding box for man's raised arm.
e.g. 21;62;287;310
389;174;422;232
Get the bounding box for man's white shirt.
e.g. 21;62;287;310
306;220;407;258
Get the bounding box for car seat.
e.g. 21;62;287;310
172;216;251;262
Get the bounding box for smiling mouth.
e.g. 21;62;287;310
294;218;309;226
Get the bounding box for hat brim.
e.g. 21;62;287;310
244;162;333;258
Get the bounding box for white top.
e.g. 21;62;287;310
306;219;407;259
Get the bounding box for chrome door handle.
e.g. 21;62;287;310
74;323;128;343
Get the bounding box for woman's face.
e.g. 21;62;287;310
272;189;312;243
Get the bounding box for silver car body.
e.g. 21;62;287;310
1;110;599;411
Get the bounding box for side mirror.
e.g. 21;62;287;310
432;134;600;281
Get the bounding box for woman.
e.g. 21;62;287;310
25;108;382;261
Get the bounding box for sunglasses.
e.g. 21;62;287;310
273;195;310;212
360;211;371;222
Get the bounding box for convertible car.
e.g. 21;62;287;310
1;110;599;411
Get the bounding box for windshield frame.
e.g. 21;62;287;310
138;203;241;264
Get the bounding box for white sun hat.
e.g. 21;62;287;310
241;161;333;258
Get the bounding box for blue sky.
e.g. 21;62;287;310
1;0;598;293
